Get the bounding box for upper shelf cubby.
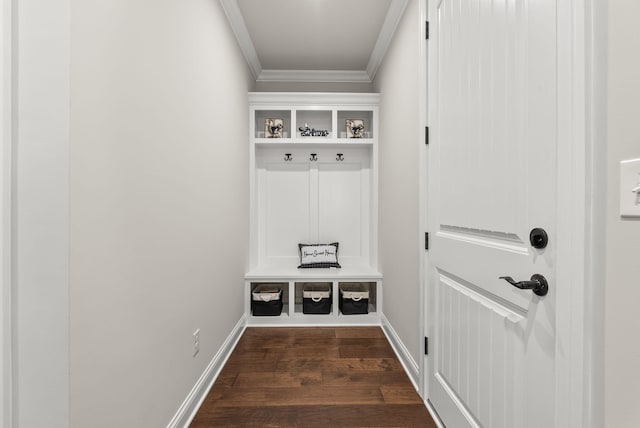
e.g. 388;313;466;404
296;110;332;138
337;110;374;139
250;92;379;143
255;109;291;139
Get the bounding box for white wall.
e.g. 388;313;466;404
373;0;421;364
605;1;640;427
14;0;71;426
69;1;253;427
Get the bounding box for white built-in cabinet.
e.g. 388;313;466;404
245;93;382;326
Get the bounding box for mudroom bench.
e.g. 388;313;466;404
246;93;381;327
245;267;382;326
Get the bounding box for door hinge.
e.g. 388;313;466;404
425;232;429;250
425;126;429;145
425;21;429;40
424;337;429;355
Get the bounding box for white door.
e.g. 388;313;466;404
427;0;557;427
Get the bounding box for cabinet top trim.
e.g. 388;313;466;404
246;266;382;281
249;92;380;106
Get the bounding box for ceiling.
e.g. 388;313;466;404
220;0;409;83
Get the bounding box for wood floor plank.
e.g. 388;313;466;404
190;327;436;427
338;344;396;359
243;327;336;339
334;326;386;339
295;404;437;428
380;385;426;404
218;353;280;373
191;404;437;428
233;336;291;350
213;372;238;388
266;345;341;359
190;405;299;427
276;357;401;372
335;337;397;348
207;385;385;407
322;370;411;387
290;336;343;347
223;348;267;362
233;371;322;388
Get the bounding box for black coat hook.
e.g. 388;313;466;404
284;153;292;161
336;153;344;161
310;153;317;161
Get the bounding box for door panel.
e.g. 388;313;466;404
428;0;557;426
436;273;524;428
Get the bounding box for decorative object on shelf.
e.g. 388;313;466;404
310;153;318;161
284;153;292;162
298;123;330;137
346;119;365;138
265;118;284;138
298;242;341;269
336;153;344;161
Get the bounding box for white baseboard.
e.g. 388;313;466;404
380;313;420;392
425;398;446;428
380;315;443;426
166;315;246;428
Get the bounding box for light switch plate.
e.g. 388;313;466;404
620;158;640;217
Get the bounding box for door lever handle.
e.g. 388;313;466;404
499;274;549;297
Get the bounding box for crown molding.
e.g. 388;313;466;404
366;0;409;80
257;69;372;83
248;92;380;106
219;0;262;79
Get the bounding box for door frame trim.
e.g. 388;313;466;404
418;0;428;398
554;0;604;426
1;0;13;425
421;0;603;426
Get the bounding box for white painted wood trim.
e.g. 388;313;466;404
219;0;262;80
166;315;247;428
0;0;13;425
582;1;606;426
425;399;445;428
370;106;380;269
417;0;428;400
555;0;595;427
381;314;419;391
366;0;409;80
248;92;380;107
245;267;382;281
257;69;372;83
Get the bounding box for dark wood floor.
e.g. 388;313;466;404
190;327;437;427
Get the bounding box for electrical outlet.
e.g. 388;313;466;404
193;329;200;357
